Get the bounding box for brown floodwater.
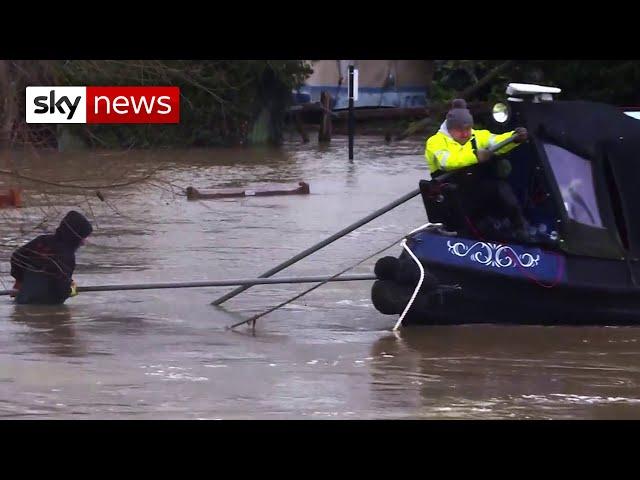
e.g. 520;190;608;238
0;137;639;419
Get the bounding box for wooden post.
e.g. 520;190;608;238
318;90;332;143
294;111;309;143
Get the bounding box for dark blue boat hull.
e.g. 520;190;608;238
371;231;640;326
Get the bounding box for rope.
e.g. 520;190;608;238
392;222;436;331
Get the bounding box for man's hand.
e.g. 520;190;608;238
476;149;493;163
70;280;78;297
514;127;528;143
10;280;21;298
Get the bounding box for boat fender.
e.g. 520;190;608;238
371;280;404;315
374;256;439;291
374;256;400;281
396;256;439;291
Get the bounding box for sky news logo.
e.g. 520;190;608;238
26;86;180;124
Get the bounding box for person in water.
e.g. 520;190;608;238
10;210;93;304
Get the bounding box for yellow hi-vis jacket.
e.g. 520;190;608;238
425;123;518;174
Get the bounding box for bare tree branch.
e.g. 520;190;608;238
0;167;162;190
396;60;515;141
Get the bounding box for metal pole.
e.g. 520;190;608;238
489;134;517;153
348;64;354;160
0;274;378;297
211;187;421;305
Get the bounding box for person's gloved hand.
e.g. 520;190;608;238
10;280;21;298
70;280;78;297
495;158;513;178
514;127;528;143
476;149;493;163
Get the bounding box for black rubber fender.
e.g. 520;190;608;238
371;280;408;315
374;256;400;281
374;255;439;291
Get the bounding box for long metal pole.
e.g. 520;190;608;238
489;135;517;153
0;274;377;297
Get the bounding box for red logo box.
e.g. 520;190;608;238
86;86;180;124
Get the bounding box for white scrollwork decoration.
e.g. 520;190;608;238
447;241;540;268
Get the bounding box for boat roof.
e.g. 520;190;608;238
518;99;640;258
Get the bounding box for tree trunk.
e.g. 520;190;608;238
396;61;514;141
0;60;16;149
318;90;332;143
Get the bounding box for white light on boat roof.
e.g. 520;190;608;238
506;83;562;95
625;111;640;120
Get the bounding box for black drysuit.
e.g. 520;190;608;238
10;211;92;305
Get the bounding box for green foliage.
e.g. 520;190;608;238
13;60;640;148
528;60;640;104
12;60;313;149
62;60;312;148
432;60;640;105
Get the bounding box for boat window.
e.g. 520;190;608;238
543;143;604;228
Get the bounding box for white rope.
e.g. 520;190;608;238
392;222;438;331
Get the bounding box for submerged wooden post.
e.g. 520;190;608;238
318;90;332;143
294;111;309;143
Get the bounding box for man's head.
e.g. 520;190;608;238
56;210;93;249
446;98;474;145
